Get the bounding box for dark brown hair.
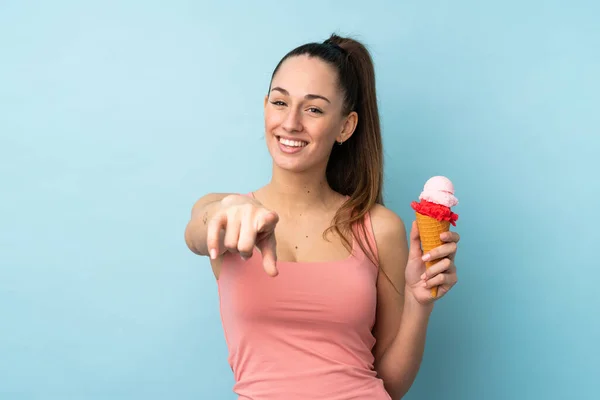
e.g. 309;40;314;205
269;34;384;268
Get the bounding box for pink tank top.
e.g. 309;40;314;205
217;198;391;400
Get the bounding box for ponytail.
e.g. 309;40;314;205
323;34;383;267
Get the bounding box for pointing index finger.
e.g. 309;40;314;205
206;212;227;259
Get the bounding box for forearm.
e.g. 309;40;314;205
184;193;230;256
376;292;434;399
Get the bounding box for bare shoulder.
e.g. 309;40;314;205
368;203;409;285
369;204;408;253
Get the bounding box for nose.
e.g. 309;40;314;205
282;107;303;133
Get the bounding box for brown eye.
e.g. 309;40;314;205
307;107;323;114
270;101;286;107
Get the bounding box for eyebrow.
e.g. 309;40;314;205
270;86;331;104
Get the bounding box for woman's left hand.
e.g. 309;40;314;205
405;221;459;305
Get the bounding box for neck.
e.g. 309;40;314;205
260;164;339;212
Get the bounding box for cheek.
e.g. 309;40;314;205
309;119;338;143
264;109;282;131
263;112;280;150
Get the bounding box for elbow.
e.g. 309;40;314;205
377;365;416;400
382;381;407;400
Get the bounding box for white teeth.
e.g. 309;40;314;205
279;137;307;147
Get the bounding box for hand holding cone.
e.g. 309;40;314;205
411;176;459;298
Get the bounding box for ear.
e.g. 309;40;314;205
336;111;358;143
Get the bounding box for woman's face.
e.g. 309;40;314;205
264;55;357;173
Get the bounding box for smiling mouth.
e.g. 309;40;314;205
277;136;308;148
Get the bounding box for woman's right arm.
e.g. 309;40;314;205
184;192;280;276
184;193;232;256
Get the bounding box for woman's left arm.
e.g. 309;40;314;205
370;206;459;399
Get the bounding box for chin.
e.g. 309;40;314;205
270;152;309;173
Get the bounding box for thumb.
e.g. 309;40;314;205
255;210;279;277
256;211;279;233
408;220;423;261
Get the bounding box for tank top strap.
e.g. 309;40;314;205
351;209;380;269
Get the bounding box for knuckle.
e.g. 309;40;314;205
221;194;241;207
238;242;253;253
225;208;237;221
206;214;219;228
207;219;220;232
220;195;233;206
255;207;269;220
247;207;261;221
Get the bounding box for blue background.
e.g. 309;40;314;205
1;1;598;399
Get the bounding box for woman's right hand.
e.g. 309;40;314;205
206;194;279;277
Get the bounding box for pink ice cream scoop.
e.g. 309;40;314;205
418;176;459;207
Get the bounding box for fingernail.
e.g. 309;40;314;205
420;273;426;280
210;249;217;259
422;254;431;262
421;281;427;287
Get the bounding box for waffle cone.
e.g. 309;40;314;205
415;212;451;298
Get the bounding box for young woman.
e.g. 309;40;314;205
185;34;460;400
